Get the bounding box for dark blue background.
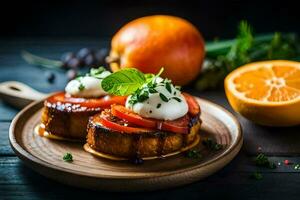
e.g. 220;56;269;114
1;0;299;39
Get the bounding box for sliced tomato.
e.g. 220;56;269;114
99;111;154;134
182;92;200;116
111;105;157;128
47;92;126;108
110;105;190;134
160;115;190;134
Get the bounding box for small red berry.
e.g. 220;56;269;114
284;160;289;165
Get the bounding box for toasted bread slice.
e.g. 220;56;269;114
41;93;101;140
85;111;201;160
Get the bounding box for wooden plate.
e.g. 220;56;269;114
9;97;242;192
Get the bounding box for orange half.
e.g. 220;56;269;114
225;60;300;126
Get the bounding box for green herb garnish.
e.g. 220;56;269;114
101;68;146;96
149;88;157;93
196;21;300;91
165;82;172;93
89;67;106;78
294;164;300;170
156;103;161;109
172;97;182;102
63;152;73;162
254;153;276;169
159;93;169;102
101;68;165;96
251;172;263;180
128;89;147;105
186;150;202;159
202;138;223;151
78;83;85;91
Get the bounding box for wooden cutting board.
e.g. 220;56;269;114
9;97;242;191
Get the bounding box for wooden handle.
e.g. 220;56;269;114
0;81;47;109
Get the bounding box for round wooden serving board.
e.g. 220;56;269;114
9;97;242;192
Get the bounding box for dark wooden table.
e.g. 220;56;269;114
1;38;300;200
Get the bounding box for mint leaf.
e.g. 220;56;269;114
101;68;146;96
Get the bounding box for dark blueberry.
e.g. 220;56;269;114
67;58;81;69
83;53;97;67
76;48;93;60
131;157;144;165
45;71;55;84
61;52;76;64
66;69;77;81
94;48;109;65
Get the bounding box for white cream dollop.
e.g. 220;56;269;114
126;78;188;120
65;71;111;98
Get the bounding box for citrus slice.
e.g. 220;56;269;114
225;60;300;126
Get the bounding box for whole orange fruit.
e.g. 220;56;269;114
108;15;205;86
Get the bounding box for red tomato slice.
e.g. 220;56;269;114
182;92;200;116
99;112;154;134
47;92;126;108
111;105;157;128
160;115;190;134
111;105;190;134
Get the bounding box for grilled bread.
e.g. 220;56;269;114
85;109;201;160
41;92;101;140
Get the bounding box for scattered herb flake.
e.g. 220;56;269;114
172;97;182;102
159;93;169;102
165;82;172;93
156;103;161;109
149;88;157;93
137;91;149;102
251;172;263;180
63;152;73;162
90;67;105;76
202;138;223;151
186;150;202;159
254;153;276;169
78;83;85;91
294;164;300;170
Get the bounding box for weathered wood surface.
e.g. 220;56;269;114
1;39;300;199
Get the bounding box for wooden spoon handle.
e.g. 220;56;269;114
0;81;48;109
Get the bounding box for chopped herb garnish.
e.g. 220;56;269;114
137;91;149;102
63;152;73;162
202;138;223;151
294;164;300;170
186;149;202;159
89;67;106;78
165;82;172;93
251;172;263;180
174;91;177;95
172;97;182;102
254;153;276;169
78;83;85;91
156;103;161;109
128;89;150;105
148;88;157;93
159;93;169;102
